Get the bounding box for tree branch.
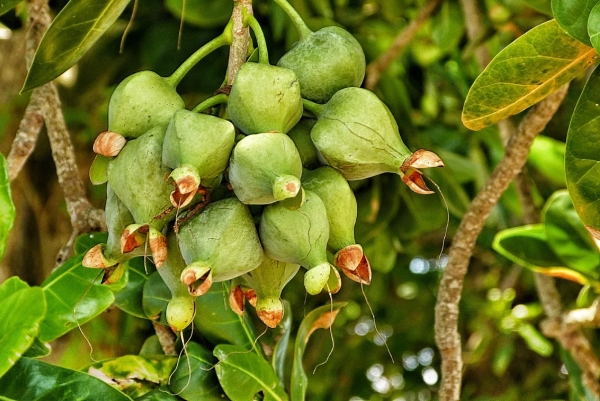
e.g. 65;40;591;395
227;0;252;85
364;0;441;91
434;85;569;401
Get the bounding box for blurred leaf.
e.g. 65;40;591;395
0;0;22;16
543;190;600;276
552;0;595;46
272;300;292;384
213;344;288;401
22;0;132;92
431;1;465;52
164;0;232;28
142;270;170;324
462;19;596;131
168;342;223;400
291;303;345;401
516;323;553;356
0;154;15;261
363;231;397;273
74;232;109;255
589;2;600;53
566;64;600;235
139;336;165;356
0;285;46;378
0;358;132;400
194;284;257;351
355;175;401;243
39;254;114;342
492;338;515;376
115;257;155;319
561;347;600;401
22;338;51;359
520;0;553;15
528;135;566;186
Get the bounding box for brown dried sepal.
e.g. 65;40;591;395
229;284;246;315
121;224;148;254
149;230;168;268
401;149;444;170
341;254;372;285
93;131;127;157
83;244;114;269
102;263;126;285
401;169;434;195
245;288;257;307
258;308;283;329
182;267;213;297
334;244;364;272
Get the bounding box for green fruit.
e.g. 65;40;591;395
227;62;302;134
277;26;365;103
287;118;319;169
108;71;185;139
178;197;264;295
228;132;303;205
159;231;197;332
259;190;332;295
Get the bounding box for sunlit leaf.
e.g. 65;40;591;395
0;358;132;400
566;64;600;238
462;19;597;131
164;0;232;29
0;154;15;261
552;0;596;46
291;303;345;401
168;342;223;400
0;0;22;17
39;254;114;342
528;135;566;186
22;0;132;92
115;257;154;319
0;276;28;299
0;285;46;378
214;344;288;401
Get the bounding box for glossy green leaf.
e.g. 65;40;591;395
291;303;345;401
39;254;114;342
213;344;288;401
22;0;132;92
168;342;223;400
566;65;600;237
0;358;132;400
74;232;109;255
22;338;51;359
115;257;154;319
142;270;170;324
462;19;597;131
589;2;600;53
543;190;600;275
0;154;15;261
528;135;566;186
194;284;257;351
552;0;596;46
0;276;28;299
164;0;232;28
272;301;292;384
0;0;22;17
0;286;46;378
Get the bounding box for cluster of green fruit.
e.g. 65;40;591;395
83;0;443;332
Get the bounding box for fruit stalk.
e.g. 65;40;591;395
272;0;312;40
243;12;269;64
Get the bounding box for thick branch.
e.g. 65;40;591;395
227;0;252;85
7;96;44;181
153;322;177;356
364;0;440;91
434;85;568;401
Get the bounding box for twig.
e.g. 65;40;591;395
7;95;44;181
434;85;569;401
227;0;252;85
364;0;441;91
153;321;177;356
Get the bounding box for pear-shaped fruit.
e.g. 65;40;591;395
277;26;365;103
162;110;236;207
227;62;302;134
158;231;197;332
228;132;303;205
287;118;319;169
238;255;300;328
108;71;185;139
177;197;264;296
259;190;332;295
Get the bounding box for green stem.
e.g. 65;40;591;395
302;98;324;117
166;20;234;87
272;0;312;40
192;94;229;113
244;12;269;64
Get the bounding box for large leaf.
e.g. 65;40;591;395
566;64;600;238
543;190;600;275
291;303;346;401
115;257;154;319
22;0;132;92
168;342;224;400
0;0;22;17
552;0;597;46
0;154;15;261
588;2;600;53
213;344;288;401
39;254;114;342
0;275;28;298
462;19;597;131
0;358;132;400
0;282;46;378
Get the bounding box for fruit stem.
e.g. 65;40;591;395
166;20;234;87
301;98;324;117
243;12;269;64
192;93;229;113
272;0;312;40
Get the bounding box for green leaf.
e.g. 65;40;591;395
589;1;600;53
552;0;597;46
528;135;566;186
291;303;346;401
90;155;110;185
462;19;597;131
115;257;155;319
168;342;223;400
164;0;232;29
134;390;180;401
520;0;553;16
0;276;28;299
0;154;15;261
566;64;600;236
0;286;46;378
213;344;288;401
0;358;133;400
543;190;600;275
431;1;465;52
22;338;51;359
142;270;170;324
39;254;114;342
272;301;292;385
0;0;22;17
74;232;109;255
139;336;165;356
561;347;600;401
22;0;132;92
516;322;554;356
